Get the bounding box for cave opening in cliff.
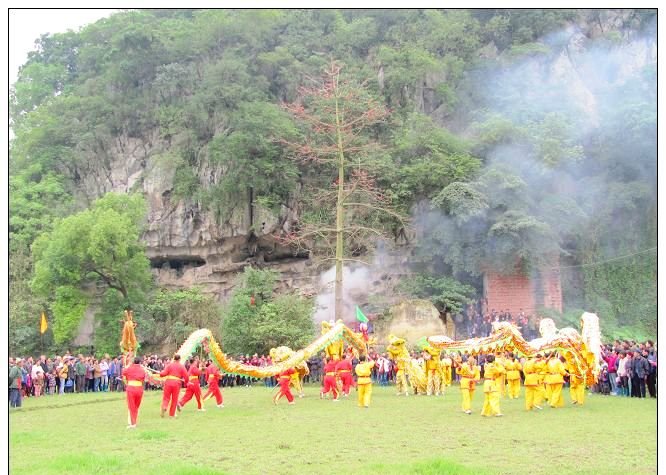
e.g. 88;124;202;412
150;256;207;272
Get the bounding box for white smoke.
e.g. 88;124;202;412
312;264;371;324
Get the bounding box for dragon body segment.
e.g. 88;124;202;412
427;313;602;386
174;320;368;379
140;312;600;389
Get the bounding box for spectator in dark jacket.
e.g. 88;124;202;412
624;352;634;396
631;350;650;398
645;350;657;398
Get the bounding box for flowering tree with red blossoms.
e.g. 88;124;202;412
278;60;407;321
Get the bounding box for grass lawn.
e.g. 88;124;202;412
9;384;656;475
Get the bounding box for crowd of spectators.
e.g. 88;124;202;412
457;301;540;340
8;353;127;403
9;339;656;408
7;351;289;407
600;340;657;398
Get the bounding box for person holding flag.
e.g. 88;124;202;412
356;306;370;347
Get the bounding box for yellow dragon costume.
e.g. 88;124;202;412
386;335;410;396
386;335;426;395
423;345;442;396
427;313;601;388
143;313;598;399
321;320;344;361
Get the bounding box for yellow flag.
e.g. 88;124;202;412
40;311;48;334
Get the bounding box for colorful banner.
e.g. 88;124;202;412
40;311;48;334
355;306;369;323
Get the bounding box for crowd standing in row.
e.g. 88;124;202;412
9;339;656;411
458;301;541;340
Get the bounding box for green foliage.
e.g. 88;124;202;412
204;102;300;220
31;193;152;346
138;287;223;351
251;294;315;354
503;9;578;43
506;42;551;59
8;9;657;352
397;274;476;314
582;249;656;338
9;245;47;355
385;113;481;207
222;267;313;355
51;286;88;346
221;267;277;355
9;170;73;250
432;182;488;220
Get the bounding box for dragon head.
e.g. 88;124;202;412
269;346;294;363
580;312;602;381
539;318;558;339
321;320;333;334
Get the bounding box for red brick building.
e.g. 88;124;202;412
482;260;562;316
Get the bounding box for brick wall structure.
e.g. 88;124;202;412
483;260;563;316
483;272;536;316
539;268;563;313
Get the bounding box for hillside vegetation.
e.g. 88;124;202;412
9;9;656;354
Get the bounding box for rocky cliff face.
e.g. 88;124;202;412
73;12;655;305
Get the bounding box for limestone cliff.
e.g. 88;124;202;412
71;11;655;305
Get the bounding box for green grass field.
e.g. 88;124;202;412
9;384;656;475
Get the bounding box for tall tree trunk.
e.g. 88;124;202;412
334;85;344;322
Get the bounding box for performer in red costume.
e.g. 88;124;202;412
178;357;205;412
273;367;296;405
159;354;188;418
122;356;146;428
202;360;224;408
336;356;354;397
320;357;340;401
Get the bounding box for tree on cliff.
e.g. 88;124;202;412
222;267;314;355
279;60;407;321
31;193;152;345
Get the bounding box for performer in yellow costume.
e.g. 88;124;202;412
505;353;522;399
545;354;566;408
481;354;505;417
423;345;442;396
495;353;507;397
355;355;375;408
535;353;548;407
321;321;344;361
440;353;453;387
386;335;410;396
457;355;480;414
567;359;585;405
522;356;540;411
290;361;308;398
